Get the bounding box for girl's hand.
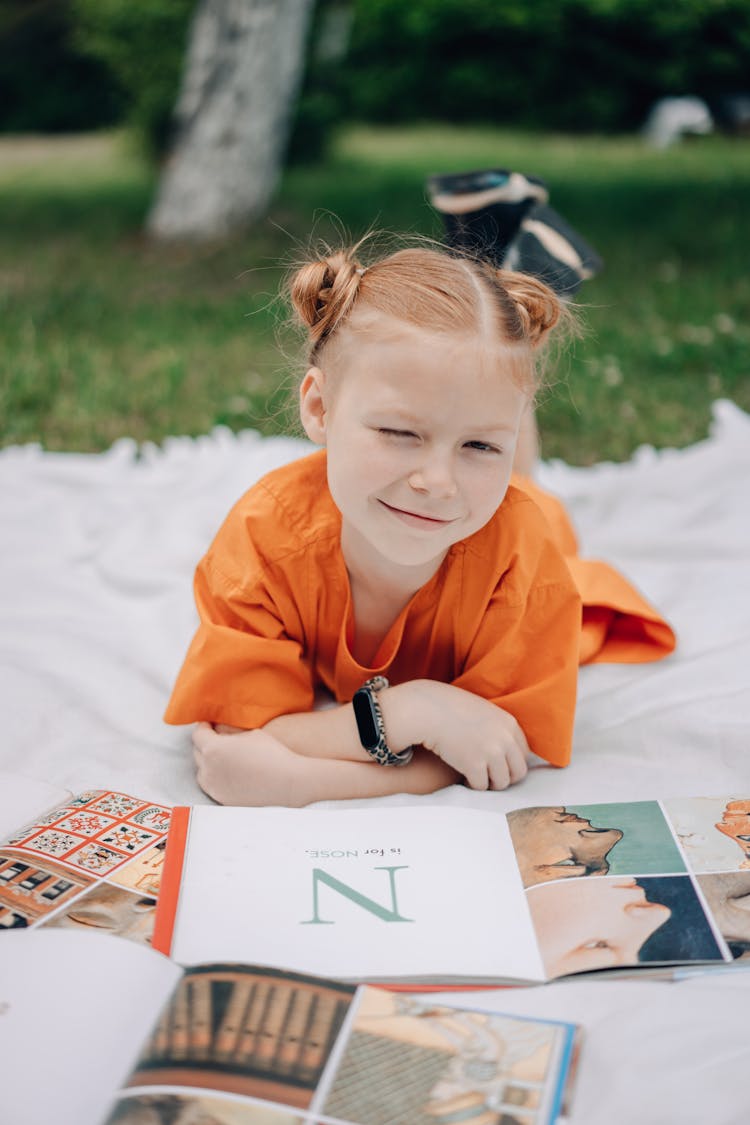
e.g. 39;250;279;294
385;681;529;791
192;722;310;806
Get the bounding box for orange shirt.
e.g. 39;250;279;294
164;451;675;768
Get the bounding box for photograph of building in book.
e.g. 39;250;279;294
0;790;171;941
508;797;749;975
121;964;356;1108
319;987;575;1125
0;850;94;928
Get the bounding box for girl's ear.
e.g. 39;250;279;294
299;367;328;445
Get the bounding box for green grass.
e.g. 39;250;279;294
1;125;749;462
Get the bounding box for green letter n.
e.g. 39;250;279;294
300;865;413;925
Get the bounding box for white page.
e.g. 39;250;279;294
0;771;71;838
0;929;182;1125
170;805;545;983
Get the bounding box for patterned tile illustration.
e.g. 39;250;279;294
68;791;104;807
5;807;88;844
98;824;158;854
22;831;85;858
2;791;172;877
131;806;172;832
56;812;116;837
87;794;146;817
68;842;128;874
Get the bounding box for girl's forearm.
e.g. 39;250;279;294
263;682;426;763
293;749;460;804
264;703;367;761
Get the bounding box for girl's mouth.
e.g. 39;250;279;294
378;500;457;528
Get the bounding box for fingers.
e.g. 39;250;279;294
482;738;530;792
463;763;491;791
486;756;510;791
505;739;529;785
192;723;231;800
458;741;530;791
493;715;530;788
464;755;520;791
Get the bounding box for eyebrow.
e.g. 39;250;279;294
370;408;518;435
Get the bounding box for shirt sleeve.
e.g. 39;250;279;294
452;536;582;769
163;548;316;729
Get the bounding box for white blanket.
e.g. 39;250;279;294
2;400;749;1123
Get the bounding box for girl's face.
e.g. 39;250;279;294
300;319;529;581
527;877;671;978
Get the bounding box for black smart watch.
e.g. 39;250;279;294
352;676;414;767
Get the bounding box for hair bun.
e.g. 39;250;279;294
289;251;364;351
497;270;562;348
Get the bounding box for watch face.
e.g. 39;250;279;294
353;689;380;750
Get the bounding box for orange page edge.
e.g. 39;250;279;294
152;805;190;956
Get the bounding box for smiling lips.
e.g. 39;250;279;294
378;499;458;528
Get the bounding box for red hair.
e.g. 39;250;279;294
289;243;572;390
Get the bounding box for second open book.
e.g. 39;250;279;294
154;798;750;985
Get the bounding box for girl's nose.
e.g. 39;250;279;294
408;454;457;498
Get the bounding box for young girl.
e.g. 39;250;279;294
165;244;674;806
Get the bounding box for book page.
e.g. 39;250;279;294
312;986;578;1125
506;798;745;978
168;806;546;984
0;770;71;838
0;929;181;1125
0;788;172;941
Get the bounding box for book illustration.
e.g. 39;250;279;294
505;797;750;976
318;986;575;1125
664;797;750;872
695;872;750;961
0;789;171;941
44;882;158;945
717;801;750;867
507;801;686;889
526;874;724;978
110;840;168;896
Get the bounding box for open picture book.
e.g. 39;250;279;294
154;799;750;985
0;930;580;1125
0;772;172;940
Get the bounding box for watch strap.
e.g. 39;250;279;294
353;676;414;767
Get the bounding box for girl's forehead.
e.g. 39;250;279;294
332;315;530;385
330;338;529;433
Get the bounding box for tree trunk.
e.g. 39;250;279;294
147;0;315;241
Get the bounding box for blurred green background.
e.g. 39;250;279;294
1;0;749;462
